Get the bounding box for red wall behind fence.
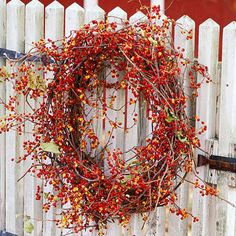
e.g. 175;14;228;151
18;0;236;27
19;0;236;26
17;0;236;58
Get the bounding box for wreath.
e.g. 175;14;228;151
0;6;216;233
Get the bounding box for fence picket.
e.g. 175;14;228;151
65;3;84;37
168;15;195;236
218;21;236;236
43;1;64;236
80;6;105;236
0;0;6;231
6;0;25;235
63;3;85;236
45;0;64;42
192;18;220;236
24;1;44;236
130;10;167;236
104;6;128;236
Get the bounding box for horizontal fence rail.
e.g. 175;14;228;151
0;0;235;236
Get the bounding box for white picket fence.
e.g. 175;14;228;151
0;0;236;236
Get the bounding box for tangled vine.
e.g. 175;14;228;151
0;6;217;233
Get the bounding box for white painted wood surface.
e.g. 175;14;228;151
217;21;236;236
105;6;127;236
63;4;85;236
168;15;195;236
65;3;84;37
0;0;6;231
6;0;25;235
130;10;167;236
130;11;147;24
45;0;64;42
24;1;44;236
43;1;64;236
192;18;220;236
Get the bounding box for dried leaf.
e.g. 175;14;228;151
0;66;10;82
40;141;61;154
24;216;34;234
28;70;46;92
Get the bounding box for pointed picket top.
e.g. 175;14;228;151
6;0;25;52
223;21;236;30
198;18;219;72
26;0;44;8
200;18;219;29
84;5;105;24
66;2;84;12
175;15;195;58
107;6;127;30
65;3;84;36
129;11;147;24
198;19;220;57
108;6;127;20
46;0;63;9
198;17;219;94
25;0;44;52
176;15;195;31
45;0;64;41
176;14;194;23
7;0;24;6
175;15;195;34
45;0;64;19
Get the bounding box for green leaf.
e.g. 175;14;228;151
44;192;50;199
40;141;61;154
165;115;174;123
24;216;34;234
165;108;177;123
119;174;132;186
177;132;189;143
